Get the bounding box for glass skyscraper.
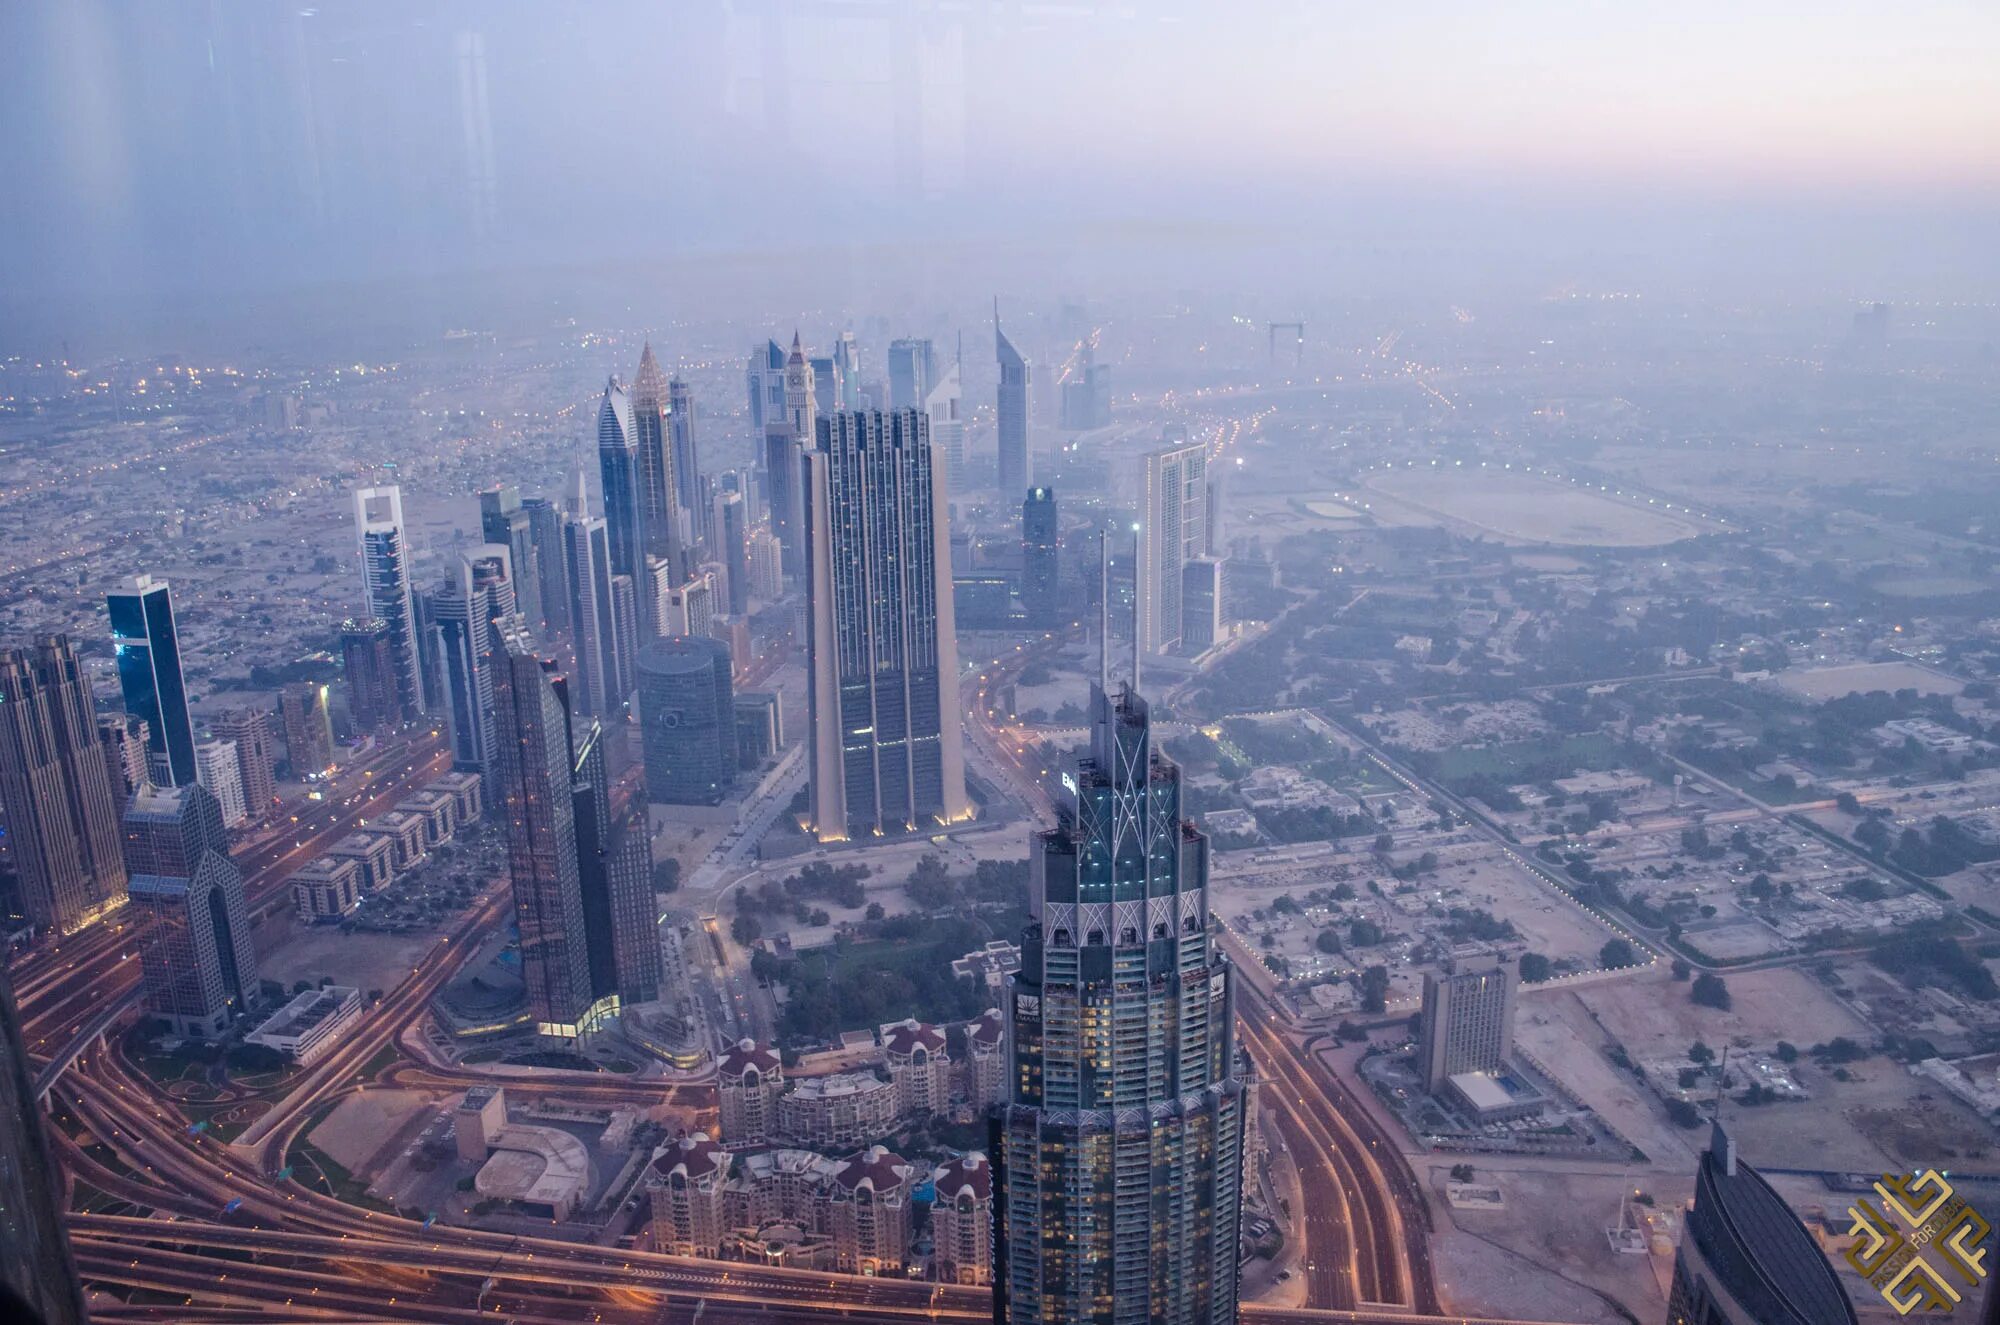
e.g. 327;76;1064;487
1022;487;1060;627
632;343;689;590
0;968;88;1325
803;408;970;843
636;636;737;805
992;683;1247;1325
597;376;644;585
996;302;1031;498
107;573;198;786
354;485;427;720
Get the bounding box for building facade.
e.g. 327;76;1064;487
279;681;335;778
107;574;198;786
637;636;738;805
804;408;970;843
1021;487;1059;626
124;783;258;1038
827;1146;916;1276
647;1132;733;1257
194;738;248;827
97;711;150;806
992;684;1247;1325
996;305;1030;497
0;968;89;1325
354;486;426;720
1136;439;1216;658
215;707;276;821
0;636;128;934
931;1152;994;1286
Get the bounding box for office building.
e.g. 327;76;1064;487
632;344;690;589
887;337;935;410
828;1147;917;1277
810;353;839;414
279;682;335;778
1137;437;1217;657
931;1152;993;1286
354;486;426;720
490;623;595;1033
747;526;784;603
1021;487;1059;626
564;511;622;717
992;684;1247;1325
1667;1125;1857;1324
479;485;542;629
521;496;570;635
0;637;128;934
567;712;662;1010
734;691;783;768
97;710;150;805
340;618;399;733
107;573;198;786
124;783;257;1038
1180;557;1226;653
598;376;644;591
291;856;363;921
718;1038;785;1148
433;548;515;779
764;333;816;582
804;409;971;843
1418;950;1518;1094
215;709;275;822
246;985;363;1067
668;374;704;550
995;302;1030;498
746;337;787;433
0;968;90;1325
636;637;737;805
1060;342;1113;430
194;739;248;828
925;356;966;480
833;331;861;410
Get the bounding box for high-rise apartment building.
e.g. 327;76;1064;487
930;1152;993;1286
0;637;128;934
124;783;258;1038
637;637;738;805
479;485;542;629
1137;438;1217;657
925;357;966;481
432;557;506;777
340;617;399;733
1667;1125;1858;1324
107;573;198;786
828;1147;917;1276
96;710;150;806
279;682;335;778
354;486;426;720
804;408;970;843
763;333;816;583
194;738;249;827
667;375;703;547
992;683;1247;1325
1417;950;1518;1093
632;344;690;591
564;511;623;718
215;708;276;821
521;496;570;635
996;303;1031;498
1021;487;1060;626
0;968;90;1325
717;1039;785;1148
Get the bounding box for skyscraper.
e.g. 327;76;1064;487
107;573;198;786
632;344;690;589
0;967;89;1325
1667;1125;1857;1324
833;331;862;410
1418;950;1518;1093
521;495;570;635
925;354;966;481
992;683;1247;1325
279;682;335;778
637;637;737;805
354;486;427;721
0;636;128;935
804;408;970;842
195;738;249;827
746;338;787;433
887;336;936;410
569;716;661;1009
996;301;1031;499
598;376;644;590
96;710;150;806
479;485;543;628
763;333;816;583
716;489;751;614
432;555;508;777
215;707;276;822
1021;487;1059;627
340;617;399;733
124;782;258;1038
668;373;704;551
565;503;623;719
1137;437;1215;657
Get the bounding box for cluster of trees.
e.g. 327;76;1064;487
773;915;995;1044
1856;814;2000;878
1872;935;2000;1002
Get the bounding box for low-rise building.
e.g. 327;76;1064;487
951;941;1021;994
827;1146;916;1276
290;857;362;921
455;1085;508;1162
647;1132;733;1257
432;770;483;823
395;788;458;848
364;809;428;872
879;1019;951;1119
326;831;396;893
722;1147;839;1232
474;1123;593;1222
930;1152;993;1285
777;1071;898;1149
245;985;363;1066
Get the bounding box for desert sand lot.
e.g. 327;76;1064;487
1366;470;1711;546
264;926;444;999
1770;660;1964;700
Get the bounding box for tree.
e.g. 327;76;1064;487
1373;832;1394;854
1359;965;1390;1014
1665;1098;1703;1129
1691;973;1732;1011
1671;958;1692;981
864;902;885;922
730;914;763;946
1314;929;1343;955
1775;1041;1799;1063
1518;953;1552;983
1835;792;1862;815
1599;939;1637;969
1348;919;1384;948
1449;1163;1476;1183
1688;1041;1715;1065
653;857;682;892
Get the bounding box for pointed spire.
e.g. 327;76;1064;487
788;330;805;364
634;341;667;395
567;467;589;518
1098;531;1110;697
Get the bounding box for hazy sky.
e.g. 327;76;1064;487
2;1;1995;345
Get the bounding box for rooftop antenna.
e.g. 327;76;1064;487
1131;524;1142;699
1098;531;1110;697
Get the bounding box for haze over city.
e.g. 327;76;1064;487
2;4;1999;1325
